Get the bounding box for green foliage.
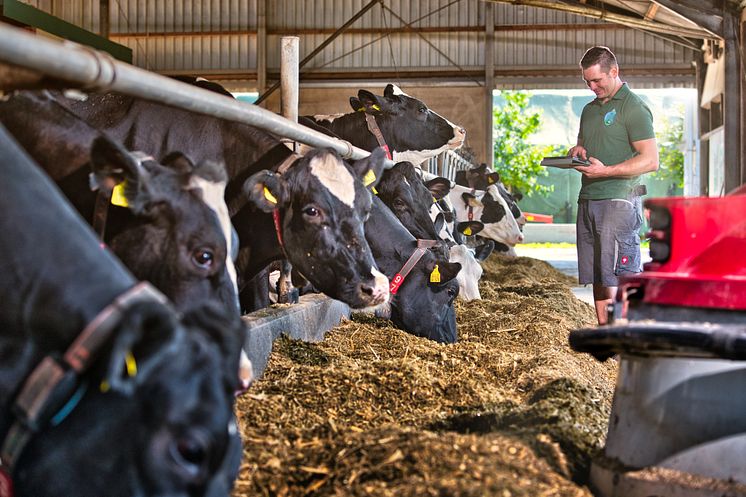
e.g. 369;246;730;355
492;91;556;196
651;105;685;192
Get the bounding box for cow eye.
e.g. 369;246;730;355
303;206;320;217
393;198;407;209
192;249;215;269
176;438;207;466
418;107;427;113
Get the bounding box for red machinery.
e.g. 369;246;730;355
570;192;746;497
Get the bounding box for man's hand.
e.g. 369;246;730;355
567;145;588;160
574;157;608;178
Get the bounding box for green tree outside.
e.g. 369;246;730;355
650;105;685;195
492;91;560;197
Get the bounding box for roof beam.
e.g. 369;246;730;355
652;0;723;38
482;0;719;40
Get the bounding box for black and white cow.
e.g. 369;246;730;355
56;90;391;312
0;90;239;312
366;196;461;343
301;84;466;166
455;163;527;231
0;124;244;497
377;162;492;301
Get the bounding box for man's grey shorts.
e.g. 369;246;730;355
576;195;643;287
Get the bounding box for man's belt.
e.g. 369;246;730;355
630;184;647;197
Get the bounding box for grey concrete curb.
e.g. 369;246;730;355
241;294;351;379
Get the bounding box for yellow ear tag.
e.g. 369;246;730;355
371;104;381;111
263;186;278;205
371;186;378;195
463;227;472;236
100;380;110;393
357;107;366;112
125;350;138;378
432;196;437;203
110;182;129;207
363;169;377;187
488;177;494;184
430;264;441;283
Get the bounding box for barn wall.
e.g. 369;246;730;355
262;85;488;164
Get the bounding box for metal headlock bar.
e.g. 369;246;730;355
0;22;394;168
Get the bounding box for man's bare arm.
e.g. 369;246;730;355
574;138;659;179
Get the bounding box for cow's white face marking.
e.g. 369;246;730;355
313;113;345;124
309;153;356;207
449;244;482;301
393;146;452;166
189;176;239;296
476;185;523;246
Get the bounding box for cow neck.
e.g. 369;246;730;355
0;282;168;478
389;239;440;295
91;151;155;240
269;152;301;256
362;112;392;160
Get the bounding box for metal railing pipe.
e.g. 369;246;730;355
0;23;391;165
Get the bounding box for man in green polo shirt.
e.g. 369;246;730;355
568;46;659;325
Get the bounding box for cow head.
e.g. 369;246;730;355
242;147;389;309
448;184;524;248
455;165;526;230
13;300;245;497
376;161;445;250
89;136;239;313
366;196;461;343
353;84;466;165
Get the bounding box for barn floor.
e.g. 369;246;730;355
233;254;617;497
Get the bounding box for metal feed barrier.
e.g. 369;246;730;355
424;150;474;182
0;23;393;167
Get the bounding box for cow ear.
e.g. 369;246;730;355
457;221;484;237
384;84;403;98
426;260;461;285
512;190;524;201
357;89;385;113
426;177;451;201
160;151;195;174
461;192;483;208
350;147;387;190
394;161;418;182
89;135;142;192
486;172;500;186
243;170;288;213
103;300;177;395
349;96;364;112
473;240;495;262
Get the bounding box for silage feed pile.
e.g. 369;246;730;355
233;255;617;497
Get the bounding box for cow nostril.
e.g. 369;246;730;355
360;283;374;297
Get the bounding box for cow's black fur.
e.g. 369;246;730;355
0;91;237;313
0;124;243;497
366;196;461;343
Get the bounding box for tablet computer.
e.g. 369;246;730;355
540;156;590;168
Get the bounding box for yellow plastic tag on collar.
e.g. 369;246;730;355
463;227;472;236
372;186;378;195
430;264;441;283
111;182;129;207
363;169;377;187
371;104;381;111
263;186;278;205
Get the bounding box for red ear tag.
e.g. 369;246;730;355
621;255;629;265
0;466;14;497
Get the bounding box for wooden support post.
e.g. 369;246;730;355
484;1;494;169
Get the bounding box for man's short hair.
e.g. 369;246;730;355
580;46;618;72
